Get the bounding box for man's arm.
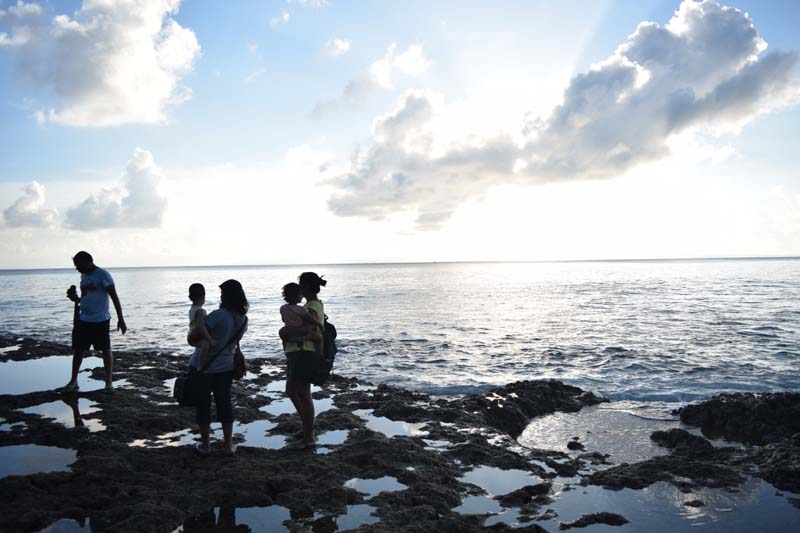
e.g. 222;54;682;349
106;285;127;334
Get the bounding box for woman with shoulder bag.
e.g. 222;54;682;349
191;279;248;456
279;272;326;449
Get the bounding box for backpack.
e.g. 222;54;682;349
323;315;338;363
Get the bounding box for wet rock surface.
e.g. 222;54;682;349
558;512;629;530
678;392;800;445
1;335;799;532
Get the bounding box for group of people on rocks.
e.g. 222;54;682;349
64;251;327;455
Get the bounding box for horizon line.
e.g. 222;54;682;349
1;254;799;272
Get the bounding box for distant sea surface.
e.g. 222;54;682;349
1;259;799;405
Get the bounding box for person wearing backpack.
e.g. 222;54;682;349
280;272;326;449
190;279;248;456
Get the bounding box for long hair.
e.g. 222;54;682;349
219;279;248;315
298;272;326;295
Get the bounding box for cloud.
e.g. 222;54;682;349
0;0;200;127
2;181;57;227
322;38;350;58
327;0;799;229
0;1;42;46
65;148;168;231
270;11;290;28
312;43;431;117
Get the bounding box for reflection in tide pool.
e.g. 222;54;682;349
317;429;349;446
344;476;407;498
130;429;200;448
353;409;429;438
35;518;90;532
0;356;127;395
0;444;76;478
177;505;291;533
453;495;501;515
459;465;541;496
538;479;800;532
335;504;379;530
520;404;678;464
235;419;285;449
20;398;105;432
260;396;334;417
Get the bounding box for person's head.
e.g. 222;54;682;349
298;272;326;299
219;279;248;315
282;282;303;304
189;283;205;304
72;251;94;273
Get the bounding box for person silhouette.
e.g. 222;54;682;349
63;251;126;391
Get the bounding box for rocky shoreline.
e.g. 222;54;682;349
1;335;799;532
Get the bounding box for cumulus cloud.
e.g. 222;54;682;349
312;43;431;117
322;38;350;58
65;148;168;230
2;181;57;227
270;11;290;28
0;0;200;127
328;0;800;229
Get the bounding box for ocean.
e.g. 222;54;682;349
1;258;799;406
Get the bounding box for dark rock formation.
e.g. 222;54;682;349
495;483;552;507
559;512;629;529
678;393;800;445
650;428;714;455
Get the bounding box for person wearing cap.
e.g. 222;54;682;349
190;279;249;456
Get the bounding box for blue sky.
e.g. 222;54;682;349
0;0;798;268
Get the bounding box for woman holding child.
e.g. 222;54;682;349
189;279;249;456
279;272;326;449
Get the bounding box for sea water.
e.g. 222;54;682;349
0;259;798;404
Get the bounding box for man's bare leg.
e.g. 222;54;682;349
66;349;84;388
102;349;113;388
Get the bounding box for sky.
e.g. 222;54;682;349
0;0;798;269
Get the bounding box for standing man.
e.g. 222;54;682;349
64;251;127;390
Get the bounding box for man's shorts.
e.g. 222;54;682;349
72;320;111;352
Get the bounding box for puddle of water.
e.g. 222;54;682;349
177;505;291;533
353;409;429;438
538;479;800;532
0;356;127;395
235;420;285;449
344;476;407;498
335;504;379;531
266;380;286;392
459;465;542;497
520;404;679;464
19;398;105;432
484;507;532;528
35;518;91;532
130;429;198;448
317;429;349;446
260;397;295;416
0;444;77;478
260;396;334;417
453;495;502;515
423;438;451;451
0;421;27;431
